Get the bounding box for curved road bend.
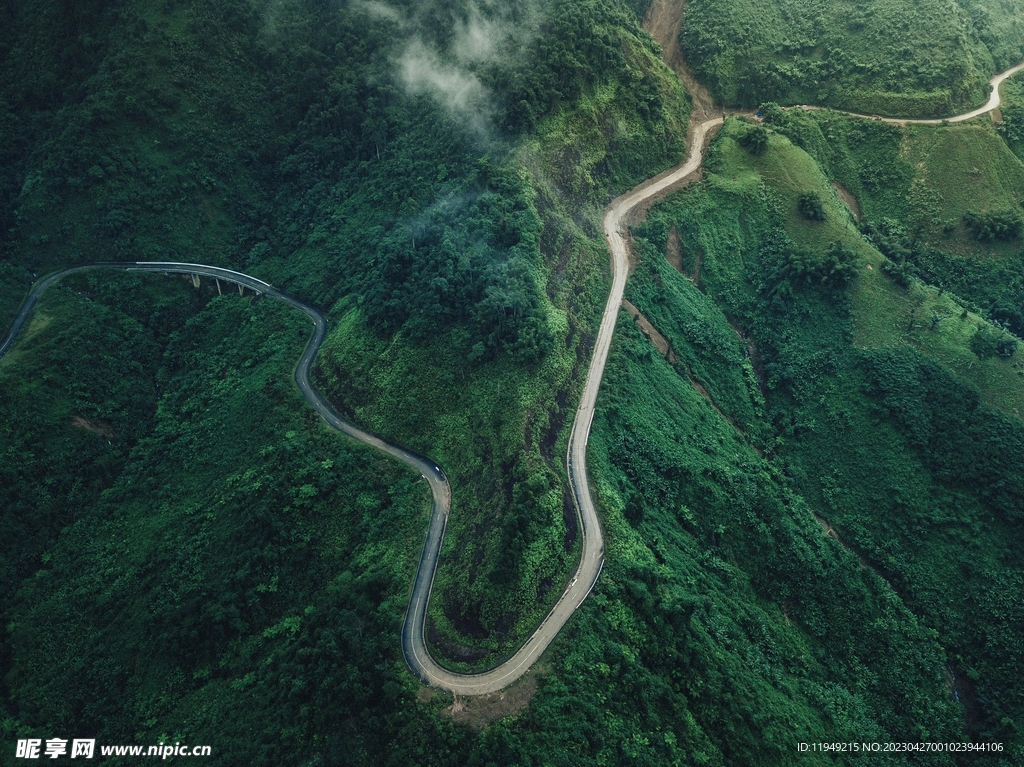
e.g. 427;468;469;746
554;60;1024;693
0;259;598;695
325;58;1024;694
3;59;1017;694
0;260;454;685
406;114;730;694
793;61;1024;125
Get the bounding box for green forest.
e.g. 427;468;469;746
2;0;1023;764
680;0;1024;115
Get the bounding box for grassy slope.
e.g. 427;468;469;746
453;310;962;767
585;299;961;764
901;123;1024;255
998;68;1024;162
0;0;709;753
680;0;1024;116
632;119;1024;755
684;121;1024;419
315;303;582;666
1;0;690;670
416;276;963;766
756;106;1024;413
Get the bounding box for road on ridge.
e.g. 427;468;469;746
404;113;727;694
792;62;1024;125
467;57;1024;694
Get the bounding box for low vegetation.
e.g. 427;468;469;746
680;0;1024;115
631;117;1024;759
4;0;1024;763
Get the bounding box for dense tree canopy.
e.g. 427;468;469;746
3;0;1024;764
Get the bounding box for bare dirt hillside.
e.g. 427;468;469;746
643;0;720;124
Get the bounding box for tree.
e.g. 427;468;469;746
780;241;858;289
963;209;1022;242
738;125;769;155
797;192;825;221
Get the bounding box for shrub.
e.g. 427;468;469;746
970;326;1018;359
963;209;1022;242
738;125;769;154
880;258;912;288
783;241;858;288
797;192;825;221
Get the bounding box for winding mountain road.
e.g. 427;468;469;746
0;258;595;695
793;62;1024;125
2;58;1020;697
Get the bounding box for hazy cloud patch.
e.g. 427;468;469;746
354;0;541;142
398;39;493;137
350;0;403;25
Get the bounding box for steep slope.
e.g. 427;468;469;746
4;0;1024;764
680;0;1024;116
631;117;1024;755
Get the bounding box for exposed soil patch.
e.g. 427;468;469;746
621;299;677;361
831;181;861;221
741;332;768;393
428;618;492;662
70;416;116;439
664;224;683;273
624;232;641;275
691;246;703;286
812;511;842;542
444;669;541;731
561;487;578;551
643;0;721;126
621;303;762;448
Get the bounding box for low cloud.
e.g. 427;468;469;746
355;0;541;142
398;39;493;138
451;6;500;64
350;0;403;25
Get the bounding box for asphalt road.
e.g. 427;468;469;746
2;63;1017;694
430;58;1024;693
0;261;456;682
0;260;584;695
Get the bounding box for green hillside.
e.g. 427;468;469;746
1;276;450;762
632;117;1024;758
3;0;1024;764
681;0;1024;115
0;0;691;672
